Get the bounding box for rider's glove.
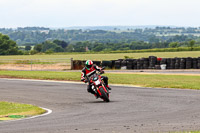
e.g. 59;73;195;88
100;70;104;74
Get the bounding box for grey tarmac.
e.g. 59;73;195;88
0;78;200;133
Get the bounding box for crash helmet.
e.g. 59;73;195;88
85;60;93;70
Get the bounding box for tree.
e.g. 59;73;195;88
41;41;57;52
65;44;74;52
54;46;64;52
53;39;68;48
25;45;31;51
169;42;179;48
93;44;104;52
0;33;20;55
34;44;42;52
187;40;195;50
30;50;38;55
36;41;65;52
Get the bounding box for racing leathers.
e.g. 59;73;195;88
81;65;110;95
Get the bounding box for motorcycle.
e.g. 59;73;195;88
85;67;110;102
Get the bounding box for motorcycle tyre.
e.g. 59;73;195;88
99;87;110;102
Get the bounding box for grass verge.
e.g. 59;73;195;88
0;51;200;61
0;101;46;120
0;70;200;90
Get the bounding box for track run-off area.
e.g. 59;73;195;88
0;78;200;133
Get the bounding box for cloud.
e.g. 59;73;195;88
0;0;200;27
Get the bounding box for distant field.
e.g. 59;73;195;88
0;51;200;61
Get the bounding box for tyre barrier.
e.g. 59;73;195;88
127;61;133;69
72;60;85;70
102;61;112;69
114;60;121;69
93;61;101;66
72;56;200;70
121;60;127;67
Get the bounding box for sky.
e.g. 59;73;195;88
0;0;200;28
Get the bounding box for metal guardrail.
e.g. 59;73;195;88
0;58;73;71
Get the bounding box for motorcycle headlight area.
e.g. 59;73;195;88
94;80;101;85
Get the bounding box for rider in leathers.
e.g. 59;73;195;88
81;60;111;98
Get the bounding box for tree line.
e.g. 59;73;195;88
31;39;199;53
1;31;199;55
1;28;200;55
1;27;200;46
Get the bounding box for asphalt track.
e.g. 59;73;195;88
1;79;200;133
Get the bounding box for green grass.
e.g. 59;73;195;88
0;51;200;61
106;73;200;89
0;71;80;81
0;71;200;90
0;101;45;117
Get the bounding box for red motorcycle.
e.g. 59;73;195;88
86;68;110;102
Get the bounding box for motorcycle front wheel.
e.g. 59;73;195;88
99;87;110;102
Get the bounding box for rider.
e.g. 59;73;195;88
81;60;111;98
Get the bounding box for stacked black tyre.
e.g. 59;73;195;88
133;60;137;69
102;61;112;69
143;58;149;69
149;56;157;69
126;59;134;69
175;58;180;69
114;60;121;69
160;58;167;65
93;61;101;66
166;58;171;69
180;58;186;69
170;58;176;69
186;57;192;69
121;60;127;69
137;59;143;69
198;57;200;69
111;60;117;69
193;58;197;69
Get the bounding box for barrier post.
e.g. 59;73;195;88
31;59;32;71
71;58;73;70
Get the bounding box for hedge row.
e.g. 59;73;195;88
72;56;200;70
110;47;200;53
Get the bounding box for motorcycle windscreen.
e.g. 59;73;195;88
93;77;98;81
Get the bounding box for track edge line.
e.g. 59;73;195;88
0;107;52;123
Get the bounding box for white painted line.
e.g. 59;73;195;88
0;107;52;123
0;78;140;87
110;84;141;88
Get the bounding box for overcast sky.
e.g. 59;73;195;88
0;0;200;28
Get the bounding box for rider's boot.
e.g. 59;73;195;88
106;85;112;90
